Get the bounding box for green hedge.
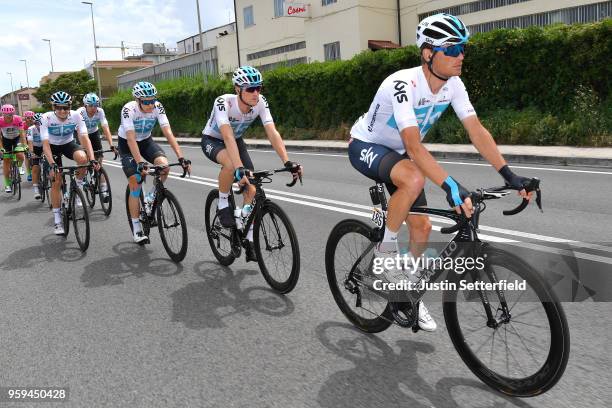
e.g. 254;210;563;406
104;19;612;145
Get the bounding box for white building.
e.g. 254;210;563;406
234;0;612;70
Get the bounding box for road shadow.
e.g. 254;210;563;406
80;241;183;288
315;321;535;408
0;234;86;270
2;200;49;216
169;261;295;329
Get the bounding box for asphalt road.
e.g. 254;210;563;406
0;144;611;407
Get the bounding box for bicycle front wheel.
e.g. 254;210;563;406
156;189;188;262
71;187;90;251
325;219;392;333
83;171;96;208
443;246;570;397
98;168;112;216
253;201;300;294
204;189;236;266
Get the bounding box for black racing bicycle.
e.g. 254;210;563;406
82;149;117;216
54;163;92;252
40;154;52;208
204;168;301;294
124;163;189;262
325;179;570;397
2;149;24;200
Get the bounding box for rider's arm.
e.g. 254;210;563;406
19;128;26;145
75;113;95;161
220;124;243;169
263;123;289;164
401;127;449;186
42;140;54;166
462;116;506;171
155;102;183;159
26;129;34;153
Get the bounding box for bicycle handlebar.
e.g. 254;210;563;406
94;148;118;161
142;162;189;179
439;178;542;234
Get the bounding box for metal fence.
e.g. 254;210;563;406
117;47;218;90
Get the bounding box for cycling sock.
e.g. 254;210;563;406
131;218;142;234
379;227;399;253
218;190;230;209
247;225;254;242
4;177;10;186
100;182;107;192
53;208;62;224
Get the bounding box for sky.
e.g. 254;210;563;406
0;0;236;97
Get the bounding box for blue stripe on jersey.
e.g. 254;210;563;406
386;115;398;130
48;123;77;137
414;103;450;135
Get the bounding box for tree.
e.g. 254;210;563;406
34;70;98;110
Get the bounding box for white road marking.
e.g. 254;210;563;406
104;162;612;263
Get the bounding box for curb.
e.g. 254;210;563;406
114;137;612;168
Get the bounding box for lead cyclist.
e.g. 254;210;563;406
348;13;534;331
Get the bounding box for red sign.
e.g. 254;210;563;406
284;2;309;17
288;5;306;15
18;94;29;100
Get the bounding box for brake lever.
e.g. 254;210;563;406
502;178;542;216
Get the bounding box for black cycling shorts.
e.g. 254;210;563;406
201;135;254;171
348;138;427;207
118;136;166;178
50;141;85;167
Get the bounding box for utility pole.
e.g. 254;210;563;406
195;0;207;79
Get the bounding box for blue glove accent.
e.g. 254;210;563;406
444;176;462;206
130;186;141;197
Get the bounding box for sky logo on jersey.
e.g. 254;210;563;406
360;147;379;168
133;118;157;135
415;103;450;135
48;123;77;137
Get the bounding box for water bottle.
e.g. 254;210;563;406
241;204;253;219
63;191;70;205
234;207;243;229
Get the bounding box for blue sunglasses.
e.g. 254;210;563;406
433;44;465;57
139;98;157;106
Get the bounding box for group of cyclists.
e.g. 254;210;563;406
0;13;536;332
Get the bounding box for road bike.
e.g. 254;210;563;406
82;149;117;216
124;163;189;262
204;168;301;294
54;163;92;252
325;179;569;397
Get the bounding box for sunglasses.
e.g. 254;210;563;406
55;106;71;111
433;44;465;57
243;86;262;94
139;99;157;106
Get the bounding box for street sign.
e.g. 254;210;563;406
284;2;310;18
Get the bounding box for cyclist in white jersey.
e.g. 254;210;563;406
40;91;100;235
201;66;303;262
76;93;116;202
118;81;191;244
349;13;533;332
26;113;44;200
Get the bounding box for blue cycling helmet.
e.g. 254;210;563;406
132;81;157;98
50;91;72;105
33;113;43;125
416;13;469;48
232;66;263;88
83;92;100;106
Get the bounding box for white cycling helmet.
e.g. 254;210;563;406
132;81;157;99
416;13;470;48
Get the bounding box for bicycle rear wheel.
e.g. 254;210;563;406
98;168;112;216
156;189;188;262
325;219;393;333
204;189;236;266
253;201;300;294
61;185;70;238
71;187;90;251
12;164;21;200
443;246;570;397
124;185;150;243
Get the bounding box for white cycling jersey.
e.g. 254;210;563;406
40;111;87;145
351;66;476;154
76;106;109;134
27;125;42;147
118;100;170;142
202;94;273;139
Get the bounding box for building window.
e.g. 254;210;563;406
244;5;255;28
322;0;337;5
467;1;612;34
324;41;341;61
274;0;284;18
418;0;530;20
247;41;306;61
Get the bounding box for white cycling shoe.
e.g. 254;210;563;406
417;301;437;332
4;185;11;194
54;223;65;235
133;230;149;244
